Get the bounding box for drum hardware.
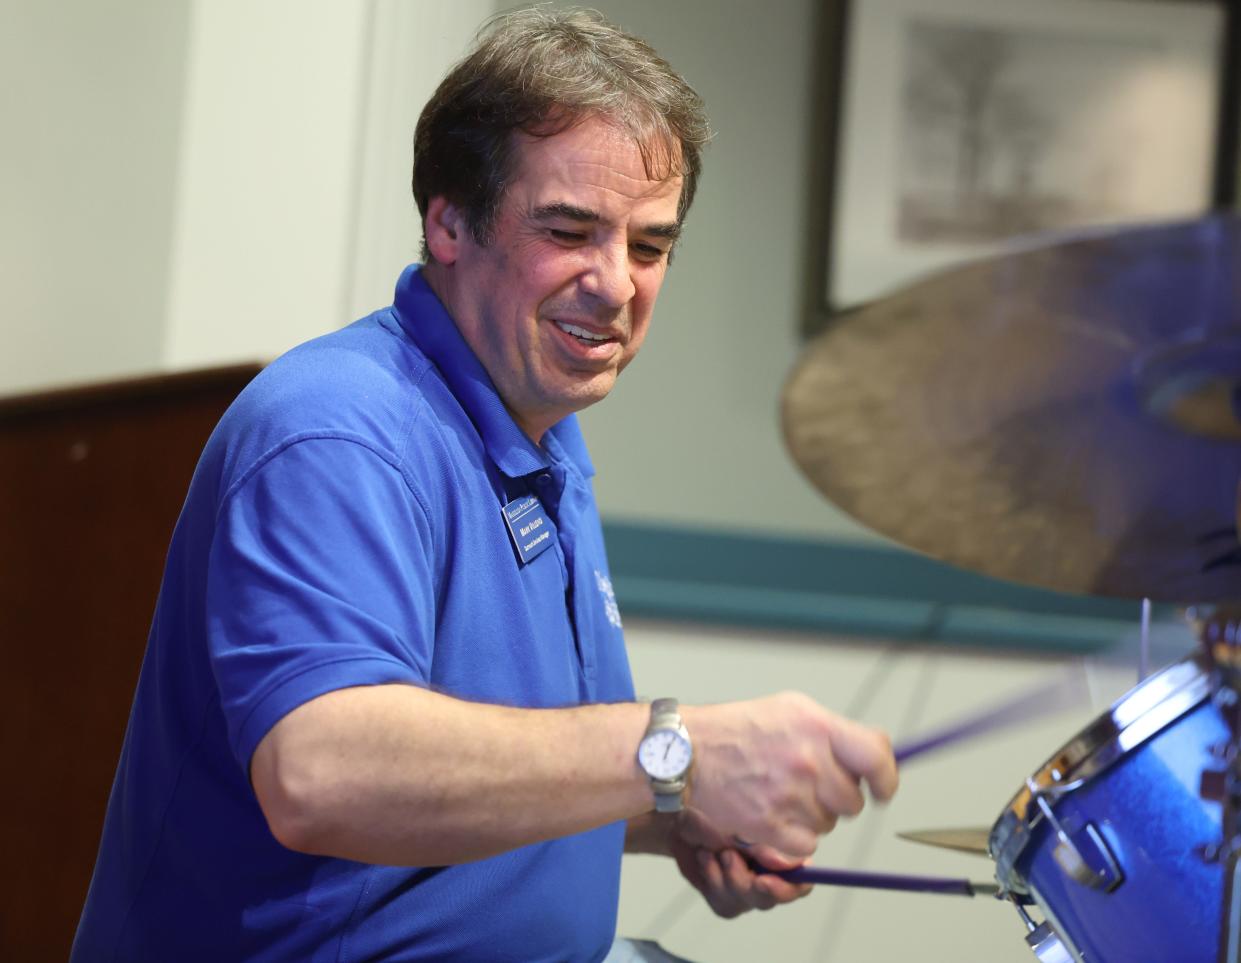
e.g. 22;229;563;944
1225;861;1241;963
892;623;1225;960
987;651;1222;961
1028;788;1122;892
1197;834;1241;865
1025;922;1074;963
1010;896;1075;963
1139;597;1153;682
1133;334;1241;443
1199;606;1241;963
1208;547;1241;574
1215;713;1241;963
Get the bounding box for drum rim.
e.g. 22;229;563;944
989;650;1212;892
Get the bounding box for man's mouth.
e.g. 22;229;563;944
554;320;616;346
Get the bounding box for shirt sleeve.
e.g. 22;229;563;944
205;436;438;768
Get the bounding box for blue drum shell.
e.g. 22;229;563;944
1017;695;1227;963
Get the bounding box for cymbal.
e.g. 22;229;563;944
897;827;992;857
783;216;1241;601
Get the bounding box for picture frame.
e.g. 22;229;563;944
819;0;1231;317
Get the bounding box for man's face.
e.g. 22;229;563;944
430;116;684;442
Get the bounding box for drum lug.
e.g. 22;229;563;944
1009;899;1077;963
1030;786;1123;891
1025;922;1075;963
1209;739;1238;762
1202;768;1229;804
1196;834;1241;864
1051;823;1123;892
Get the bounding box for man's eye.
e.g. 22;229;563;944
632;243;668;262
550;229;586;243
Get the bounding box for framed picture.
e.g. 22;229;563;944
823;0;1228;313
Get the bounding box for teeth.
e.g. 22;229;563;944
555;321;609;342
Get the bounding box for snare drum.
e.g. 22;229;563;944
990;652;1227;962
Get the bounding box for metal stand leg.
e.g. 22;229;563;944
1200;608;1241;963
1219;725;1241;963
1223;851;1241;963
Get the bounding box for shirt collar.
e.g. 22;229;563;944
391;264;595;480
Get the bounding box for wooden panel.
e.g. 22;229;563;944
0;365;261;958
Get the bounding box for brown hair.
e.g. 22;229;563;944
412;6;710;252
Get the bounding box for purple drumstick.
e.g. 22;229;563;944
893;670;1088;765
738;674;1084;899
749;860;998;897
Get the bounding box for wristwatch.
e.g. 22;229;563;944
636;698;693;812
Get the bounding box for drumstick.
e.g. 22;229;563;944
750;860;999;897
744;674;1083;900
893;671;1088;765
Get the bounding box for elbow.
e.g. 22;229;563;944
259;792;320;855
251;741;334;855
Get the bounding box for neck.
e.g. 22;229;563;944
421;260;552;446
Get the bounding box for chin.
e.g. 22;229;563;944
574;380;619;410
549;373;619;412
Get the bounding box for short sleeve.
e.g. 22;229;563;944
206;437;437;768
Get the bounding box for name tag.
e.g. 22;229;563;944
501;495;557;565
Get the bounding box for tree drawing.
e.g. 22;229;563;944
900;21;1052;240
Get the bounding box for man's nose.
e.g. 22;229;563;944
581;243;637;308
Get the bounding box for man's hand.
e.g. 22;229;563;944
668;809;811;918
680;692;898;862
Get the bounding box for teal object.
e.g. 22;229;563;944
603;521;1170;653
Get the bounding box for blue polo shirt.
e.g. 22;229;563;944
73;265;636;962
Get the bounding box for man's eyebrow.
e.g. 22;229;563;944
532;201;681;242
532;202;599;223
643;222;681;241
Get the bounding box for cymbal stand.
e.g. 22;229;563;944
1139;598;1152;683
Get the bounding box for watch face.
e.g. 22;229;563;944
638;729;692;780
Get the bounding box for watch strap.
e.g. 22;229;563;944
653;785;685;812
650;696;679;723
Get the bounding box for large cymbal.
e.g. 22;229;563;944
783;216;1241;602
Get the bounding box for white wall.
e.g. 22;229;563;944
345;1;499;322
160;0;497;371
570;0;875;542
0;0;496;393
1;0;191;395
159;0;370;369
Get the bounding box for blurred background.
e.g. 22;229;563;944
2;0;1231;959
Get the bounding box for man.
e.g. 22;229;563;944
73;8;897;961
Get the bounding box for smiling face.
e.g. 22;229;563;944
422;116;684;443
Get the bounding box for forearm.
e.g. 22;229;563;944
252;684;652;866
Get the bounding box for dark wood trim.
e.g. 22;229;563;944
0;362;266;419
0;363;262;959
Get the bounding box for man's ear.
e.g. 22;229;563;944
425;196;465;265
